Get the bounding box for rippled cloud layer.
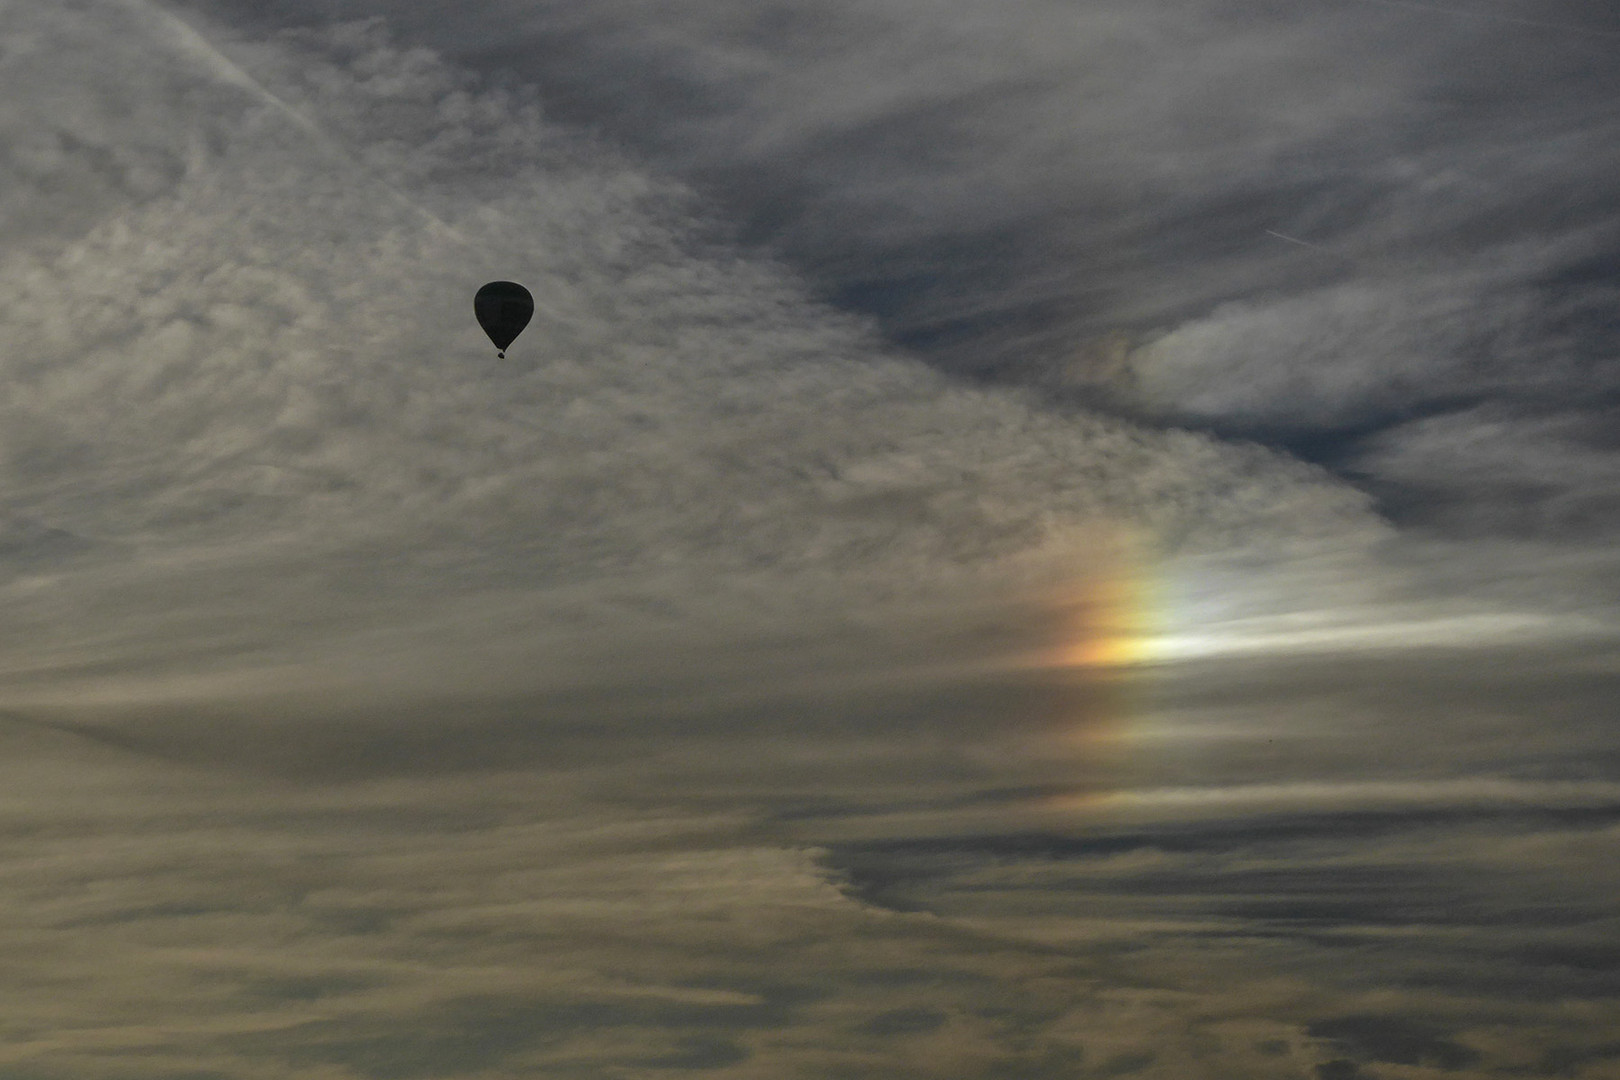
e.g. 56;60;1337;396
1;2;1616;1077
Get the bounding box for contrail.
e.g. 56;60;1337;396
142;0;330;143
1264;229;1342;256
1348;0;1620;38
137;0;477;249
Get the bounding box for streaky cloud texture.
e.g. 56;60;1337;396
193;0;1620;543
0;3;1616;1078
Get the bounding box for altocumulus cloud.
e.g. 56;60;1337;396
211;0;1620;549
1;4;1618;1080
0;1;1374;710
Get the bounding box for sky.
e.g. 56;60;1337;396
1;0;1617;1077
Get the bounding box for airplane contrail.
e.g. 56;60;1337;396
1263;230;1343;256
138;0;478;249
143;0;329;142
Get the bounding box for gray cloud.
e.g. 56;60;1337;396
1354;406;1620;537
0;3;1385;710
6;692;1618;1080
184;0;1620;546
11;696;1620;1080
3;3;1618;1078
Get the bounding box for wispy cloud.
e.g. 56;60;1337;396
3;3;1617;1077
213;0;1620;548
0;4;1383;710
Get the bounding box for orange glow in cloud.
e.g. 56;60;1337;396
1026;536;1163;781
1053;553;1160;670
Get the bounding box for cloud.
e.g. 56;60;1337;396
1126;269;1548;431
0;3;1385;711
184;0;1620;554
8;703;1615;1080
199;0;1481;368
3;6;1618;1079
1353;407;1620;537
1308;1015;1481;1071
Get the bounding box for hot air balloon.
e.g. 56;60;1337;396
474;281;533;358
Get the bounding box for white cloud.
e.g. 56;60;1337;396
1127;270;1548;430
1355;407;1620;536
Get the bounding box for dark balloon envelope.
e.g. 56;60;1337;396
474;281;533;358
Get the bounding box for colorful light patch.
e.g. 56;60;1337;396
1053;538;1165;670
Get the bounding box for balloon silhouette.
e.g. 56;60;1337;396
474;281;533;358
